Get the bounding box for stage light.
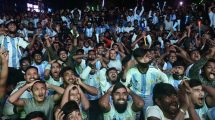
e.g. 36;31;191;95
179;1;183;6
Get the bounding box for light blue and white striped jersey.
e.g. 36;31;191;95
125;66;169;97
32;61;49;80
80;66;101;100
0;35;29;69
85;27;94;38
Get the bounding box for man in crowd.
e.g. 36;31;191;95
146;82;199;120
99;82;144;120
124;48;169;113
8;80;64;120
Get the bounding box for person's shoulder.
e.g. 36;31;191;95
15;81;26;89
146;105;163;118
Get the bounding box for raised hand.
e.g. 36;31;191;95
55;109;65;120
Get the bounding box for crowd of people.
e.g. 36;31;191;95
0;0;215;120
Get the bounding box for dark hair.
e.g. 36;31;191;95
88;49;96;54
25;111;46;120
172;59;186;68
153;82;177;105
61;101;80;120
60;66;76;77
112;82;127;95
32;50;43;58
106;67;117;76
25;66;38;75
31;80;46;90
133;48;149;60
75;49;84;55
57;48;68;56
188;79;202;88
95;43;104;48
19;57;31;66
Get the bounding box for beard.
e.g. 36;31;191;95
138;62;150;68
110;79;118;84
113;101;128;113
9;30;17;35
172;74;184;80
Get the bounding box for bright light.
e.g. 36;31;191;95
33;5;38;9
27;3;41;12
179;1;183;6
27;3;32;7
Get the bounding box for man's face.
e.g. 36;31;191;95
32;83;47;102
107;69;118;83
97;46;104;55
112;88;128;113
88;51;96;61
67;110;82;120
169;53;177;63
172;66;185;80
34;54;42;64
8;23;17;33
51;62;61;78
69;88;81;104
190;51;201;62
204;61;215;81
109;50;116;60
158;94;179;115
63;70;76;85
21;60;30;71
24;68;39;83
136;51;153;64
191;85;205;108
59;51;68;61
75;52;83;64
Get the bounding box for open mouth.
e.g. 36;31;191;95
209;73;215;79
29;78;35;81
198;97;204;102
118;100;125;104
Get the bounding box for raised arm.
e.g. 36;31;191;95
77;77;98;96
8;81;37;106
98;86;112;113
60;85;72;108
47;83;65;101
127;87;144;112
77;85;90;111
204;85;215;108
0;48;8;85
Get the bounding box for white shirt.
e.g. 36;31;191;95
146;105;189;120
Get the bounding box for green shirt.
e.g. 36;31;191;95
24;96;55;120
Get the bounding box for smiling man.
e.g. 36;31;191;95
99;82;144;120
146;82;199;120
